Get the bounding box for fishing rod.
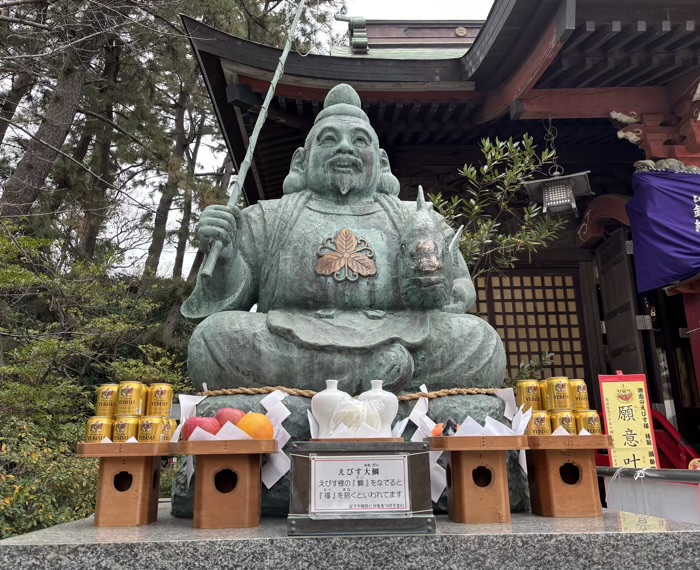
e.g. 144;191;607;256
200;0;308;278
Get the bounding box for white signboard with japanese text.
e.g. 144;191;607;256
309;455;410;516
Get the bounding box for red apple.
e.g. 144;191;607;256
182;417;220;440
215;408;246;427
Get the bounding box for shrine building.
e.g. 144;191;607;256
182;0;700;456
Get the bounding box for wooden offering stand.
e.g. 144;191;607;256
77;442;173;527
177;439;277;529
429;436;527;523
526;435;612;518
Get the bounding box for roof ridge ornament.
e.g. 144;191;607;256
335;14;368;54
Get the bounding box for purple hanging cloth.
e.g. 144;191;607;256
628;172;700;292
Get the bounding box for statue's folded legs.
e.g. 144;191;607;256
188;311;505;394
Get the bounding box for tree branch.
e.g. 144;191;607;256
0;14;50;30
77;106;147;149
122;0;184;36
0;0;50;9
0;116;157;215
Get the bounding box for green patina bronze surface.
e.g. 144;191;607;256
182;84;506;394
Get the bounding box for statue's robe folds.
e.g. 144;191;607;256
182;191;506;393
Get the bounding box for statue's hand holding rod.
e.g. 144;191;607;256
198;202;241;264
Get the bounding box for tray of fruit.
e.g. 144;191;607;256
176;407;278;455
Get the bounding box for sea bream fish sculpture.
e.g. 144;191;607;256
399;185;464;310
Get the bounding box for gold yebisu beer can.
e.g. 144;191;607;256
550;409;576;434
162;418;177;442
569;379;590;411
95;384;119;417
547;377;572;410
112;415;140;442
85;416;114;443
539;380;550;410
516;379;542;412
140;383;149;416
526;410;552;436
116;381;145;416
137;416;165;443
147;383;173;417
575;410;603;434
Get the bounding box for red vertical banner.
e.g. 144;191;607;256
599;373;659;469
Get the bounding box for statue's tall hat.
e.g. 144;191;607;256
314;84;370;125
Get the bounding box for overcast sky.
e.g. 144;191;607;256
335;0;495;24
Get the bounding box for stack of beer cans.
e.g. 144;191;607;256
515;377;603;436
85;382;176;443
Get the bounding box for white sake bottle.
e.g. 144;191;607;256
358;380;399;437
311;379;351;438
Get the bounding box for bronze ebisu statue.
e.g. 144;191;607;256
183;84;506;395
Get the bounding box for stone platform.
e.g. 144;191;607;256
2;502;699;570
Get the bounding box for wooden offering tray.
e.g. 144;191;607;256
428;436;528;524
77;442;174;527
430;435;527;451
77;442;173;457
527;435;612;450
526;435;613;518
177;439;277;455
176;439;277;529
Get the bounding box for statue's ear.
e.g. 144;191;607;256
283;147;307;194
377;149;400;196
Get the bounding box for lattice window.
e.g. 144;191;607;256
475;271;587;381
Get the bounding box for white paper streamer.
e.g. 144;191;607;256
495;388;518;421
307;410;319;439
392;417;410;438
187;426;220;441
185;456;195;487
511;406;532;435
178;394;207;425
262;451;291;489
454;416;484;436
170;423;183;443
261;389;292;489
406;386;446;501
430;463;447;503
454;410;530;474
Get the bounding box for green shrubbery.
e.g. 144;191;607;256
0;420;98;538
0;227;191;538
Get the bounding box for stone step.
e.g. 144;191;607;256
2;502;699;569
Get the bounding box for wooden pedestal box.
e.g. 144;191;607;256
526;435;612;518
178;440;277;529
77;442;173;527
429;436;527;524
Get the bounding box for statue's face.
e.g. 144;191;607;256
305;116;381;201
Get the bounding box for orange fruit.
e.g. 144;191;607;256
236;413;274;440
